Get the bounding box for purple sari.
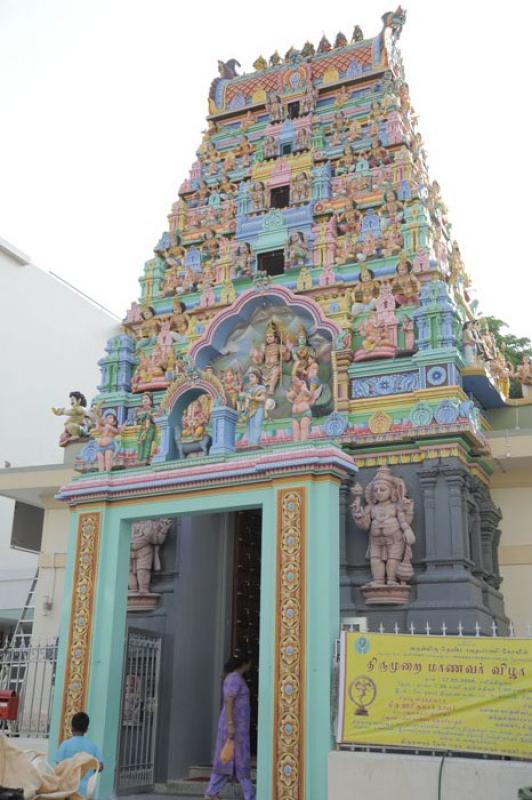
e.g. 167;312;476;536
212;670;252;779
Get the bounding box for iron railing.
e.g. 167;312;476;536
0;638;58;737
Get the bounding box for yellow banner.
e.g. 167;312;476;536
338;632;532;759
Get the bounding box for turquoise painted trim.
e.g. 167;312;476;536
87;510;130;798
305;480;341;800
256;494;276;800
48;509;81;758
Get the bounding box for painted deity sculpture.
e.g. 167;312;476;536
129;518;172;595
175;396;212;459
350;267;380;317
92;408;123;472
286;374;320;441
284;232;308;270
250;321;291;396
135;392;157;465
52;391;93;447
391;259;420;306
239;368;267;446
350;466;415;602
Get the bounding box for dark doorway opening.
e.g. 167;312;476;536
232;509;262;754
257;249;285;277
281;142;292;156
287;101;300;119
270;184;290;209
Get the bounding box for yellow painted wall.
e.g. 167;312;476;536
492;486;532;636
32;507;70;641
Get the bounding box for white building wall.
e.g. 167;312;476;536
0;237;118;590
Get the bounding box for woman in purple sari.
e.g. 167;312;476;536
205;653;256;800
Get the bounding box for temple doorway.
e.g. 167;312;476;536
232;509;262;755
118;508;262;790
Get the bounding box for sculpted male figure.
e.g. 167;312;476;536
129;518;172;594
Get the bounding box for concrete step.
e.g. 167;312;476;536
186;765;257;781
155;779;244;798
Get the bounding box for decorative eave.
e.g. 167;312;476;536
57;443;358;506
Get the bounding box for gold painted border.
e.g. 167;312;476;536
59;512;101;740
273;487;306;800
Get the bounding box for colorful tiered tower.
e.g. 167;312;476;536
53;9;514;797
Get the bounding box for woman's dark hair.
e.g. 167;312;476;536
224;652;251;674
69;391;87;407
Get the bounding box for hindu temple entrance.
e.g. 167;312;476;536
116;508;262;791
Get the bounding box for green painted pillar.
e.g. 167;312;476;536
305;478;341;800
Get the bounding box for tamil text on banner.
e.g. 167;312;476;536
337;632;532;759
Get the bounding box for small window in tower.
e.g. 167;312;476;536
281;143;292;156
287;101;300;119
270;185;290;209
257;249;285;277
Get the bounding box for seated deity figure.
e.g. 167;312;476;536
136;306;159;346
350;267;380;317
336;144;356;174
284;232;308;270
129;518;172;595
391;259;420;306
171;299;190;337
382;189;404;224
264;135;277;159
381;222;404;257
291;172;310;203
52;391;93;446
181;398;210;440
234;242;253;277
250;321;291;397
350;466;416;587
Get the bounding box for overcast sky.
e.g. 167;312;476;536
1;0;530;338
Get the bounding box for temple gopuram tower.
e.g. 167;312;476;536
51;8;512;798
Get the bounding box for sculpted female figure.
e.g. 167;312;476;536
135;392;157;465
350;466;415;586
239;368;267;446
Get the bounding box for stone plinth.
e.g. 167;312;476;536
127;592;161;612
361;583;411;605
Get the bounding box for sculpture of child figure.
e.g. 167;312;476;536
350;466;415;594
92;408;124;472
52;391;93;447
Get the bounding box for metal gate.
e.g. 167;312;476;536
117;629;162;791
